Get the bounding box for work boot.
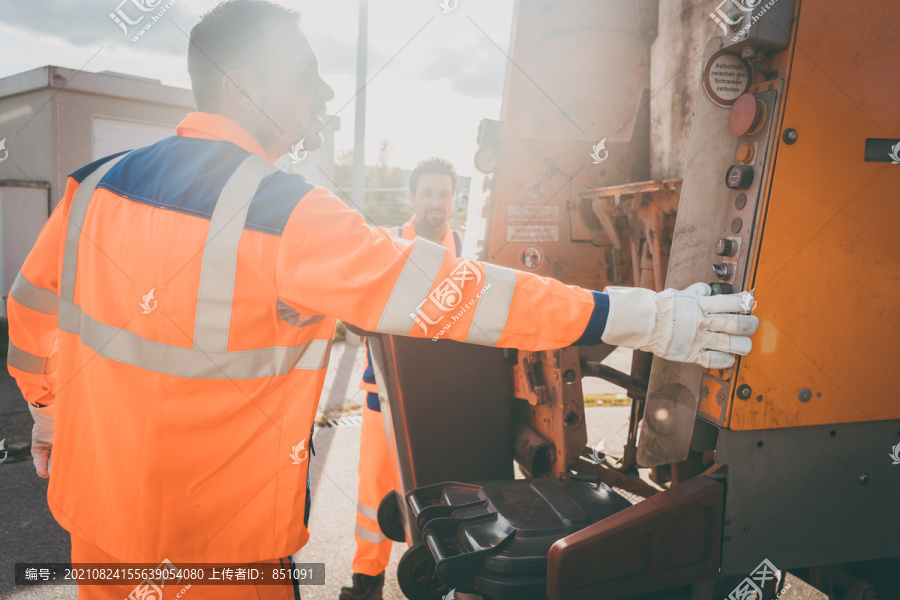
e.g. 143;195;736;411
338;572;385;600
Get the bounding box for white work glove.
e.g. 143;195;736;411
601;283;759;369
29;404;54;478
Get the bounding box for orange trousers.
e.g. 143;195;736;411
69;531;300;599
352;402;395;575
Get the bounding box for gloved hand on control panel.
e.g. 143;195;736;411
600;282;758;369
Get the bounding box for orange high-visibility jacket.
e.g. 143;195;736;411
358;218;460;395
6;112;610;565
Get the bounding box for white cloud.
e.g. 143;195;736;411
0;0;515;174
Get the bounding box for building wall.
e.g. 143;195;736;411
51;87;192;208
0;89;54;194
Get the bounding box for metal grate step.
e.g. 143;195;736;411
318;415;363;428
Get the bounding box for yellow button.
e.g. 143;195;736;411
737;143;754;163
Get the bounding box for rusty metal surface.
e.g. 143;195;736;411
638;37;759;467
477;0;659;290
511;347;588;477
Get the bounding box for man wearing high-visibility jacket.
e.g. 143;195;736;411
6;1;759;599
343;158;462;600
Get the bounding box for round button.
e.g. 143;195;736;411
737;143;754;163
729;93;760;137
734;193;747;210
726;165;754;190
715;239;736;256
731;217;743;234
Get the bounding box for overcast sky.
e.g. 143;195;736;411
0;0;515;174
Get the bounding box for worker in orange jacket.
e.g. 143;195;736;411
342;158;462;600
6;2;759;599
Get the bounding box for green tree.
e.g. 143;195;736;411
332;142;411;228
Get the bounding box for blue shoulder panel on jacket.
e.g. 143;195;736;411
246;171;315;235
70;137;314;236
69;150;132;183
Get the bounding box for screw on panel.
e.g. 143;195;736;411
858;473;870;485
743;526;752;533
725;519;732;526
756;394;763;402
783;128;798;144
737;384;752;400
562;369;576;383
724;536;731;542
799;388;812;402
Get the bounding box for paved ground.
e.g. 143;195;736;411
1;341;826;600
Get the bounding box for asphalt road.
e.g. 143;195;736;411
0;342;826;600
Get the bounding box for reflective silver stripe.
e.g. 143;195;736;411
60;153;131;303
194;155;277;352
355;523;387;544
357;501;379;521
7;342;47;374
376;238;448;334
10;272;57;315
57;299;331;379
465;263;517;346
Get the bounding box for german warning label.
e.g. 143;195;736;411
704;50;750;107
506;225;558;243
506;205;559;222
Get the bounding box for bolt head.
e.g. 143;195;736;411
858;473;870;485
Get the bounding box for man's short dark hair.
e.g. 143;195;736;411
188;0;301;112
409;158;457;194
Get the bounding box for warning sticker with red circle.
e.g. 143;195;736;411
519;246;544;270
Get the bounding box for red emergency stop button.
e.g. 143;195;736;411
729;93;762;137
